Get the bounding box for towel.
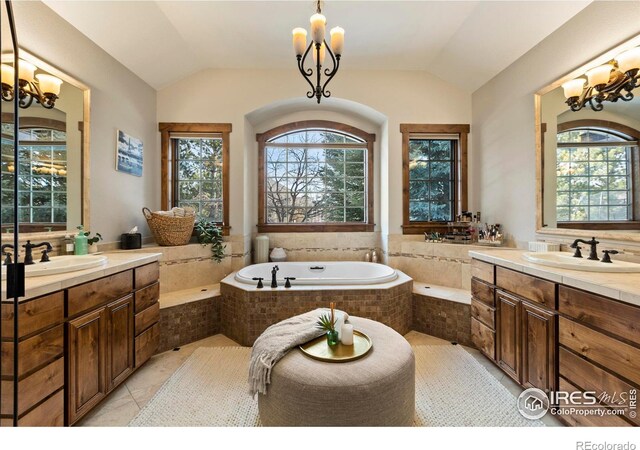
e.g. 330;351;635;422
248;308;345;397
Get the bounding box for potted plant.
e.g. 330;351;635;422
316;303;339;346
195;220;226;263
85;231;103;253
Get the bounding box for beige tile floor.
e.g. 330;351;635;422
78;331;563;427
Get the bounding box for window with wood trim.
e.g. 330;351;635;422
256;121;375;233
555;120;639;229
401;124;469;234
159;123;231;235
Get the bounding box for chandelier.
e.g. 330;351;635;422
292;1;344;104
561;46;640;112
1;60;63;109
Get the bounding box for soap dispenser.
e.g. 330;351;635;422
63;234;74;255
74;226;88;255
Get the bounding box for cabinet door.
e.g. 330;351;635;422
496;290;521;383
106;295;134;391
521;301;557;393
68;307;107;425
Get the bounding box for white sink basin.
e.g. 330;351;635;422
1;255;108;279
522;252;640;273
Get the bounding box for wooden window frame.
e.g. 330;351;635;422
400;124;470;235
158;122;231;236
554;119;639;230
256;120;375;233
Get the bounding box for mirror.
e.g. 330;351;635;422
1;50;89;235
536;36;640;238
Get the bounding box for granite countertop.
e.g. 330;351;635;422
2;251;161;303
469;249;640;307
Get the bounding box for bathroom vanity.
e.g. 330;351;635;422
0;253;160;426
470;250;639;427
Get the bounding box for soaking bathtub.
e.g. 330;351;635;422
234;261;398;286
221;262;411;345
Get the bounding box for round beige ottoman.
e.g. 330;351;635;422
258;316;415;426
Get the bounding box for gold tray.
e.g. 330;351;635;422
299;330;372;363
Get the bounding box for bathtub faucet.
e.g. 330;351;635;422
271;265;279;288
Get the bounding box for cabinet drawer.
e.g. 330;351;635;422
471;317;495;360
1;325;64;378
135;323;159;368
471;259;494;284
558;378;632;427
471;298;495;329
560;347;639;426
559;285;640;346
1;291;64;339
135;282;159;313
135;262;159;289
17;389;64;427
135;302;160;336
559;316;640;386
0;357;64;416
68;270;133;317
471;278;495;306
496;266;555;308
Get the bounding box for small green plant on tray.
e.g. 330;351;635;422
316;313;336;332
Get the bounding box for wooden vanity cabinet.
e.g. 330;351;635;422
1;261;160;427
471;257;640;427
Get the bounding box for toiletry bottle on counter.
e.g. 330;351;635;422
74;226;88;255
372;250;378;263
63;234;74;255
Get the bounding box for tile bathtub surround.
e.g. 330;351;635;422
253;231;381;262
157;295;222;353
220;279;413;346
386;234;495;290
412;293;472;347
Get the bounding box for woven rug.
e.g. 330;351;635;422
129;345;543;427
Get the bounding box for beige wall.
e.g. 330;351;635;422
12;1;159;243
472;1;640;248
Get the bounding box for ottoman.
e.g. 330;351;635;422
258;316;415;426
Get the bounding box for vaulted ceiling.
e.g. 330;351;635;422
42;0;591;91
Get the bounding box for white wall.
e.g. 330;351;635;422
11;1;158;243
472;1;640;247
157;68;472;241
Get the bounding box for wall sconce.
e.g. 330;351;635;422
1;60;63;109
562;46;640;112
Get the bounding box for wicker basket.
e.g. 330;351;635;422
142;207;195;246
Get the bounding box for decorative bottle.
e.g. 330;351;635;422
372;250;378;263
63;234;74;255
74;226;88;255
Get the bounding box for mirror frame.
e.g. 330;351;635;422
1;48;90;239
535;33;640;243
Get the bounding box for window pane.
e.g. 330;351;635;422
409;161;429;180
409;202;430;222
264;128;368;224
409;181;428;201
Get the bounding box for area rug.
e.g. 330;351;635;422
129;345;543;427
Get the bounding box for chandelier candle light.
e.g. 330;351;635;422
292;1;344;103
561;46;640;112
1;60;63;109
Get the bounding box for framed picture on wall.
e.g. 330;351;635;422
116;129;143;176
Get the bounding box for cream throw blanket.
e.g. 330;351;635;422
249;308;343;397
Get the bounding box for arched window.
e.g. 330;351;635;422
256;121;375;232
556;122;638;223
